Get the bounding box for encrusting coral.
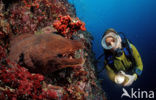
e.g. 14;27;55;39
0;0;106;100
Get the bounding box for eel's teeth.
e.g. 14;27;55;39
69;56;73;59
63;54;66;57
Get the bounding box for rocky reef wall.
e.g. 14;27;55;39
0;0;106;99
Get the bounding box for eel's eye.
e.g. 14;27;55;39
57;54;63;58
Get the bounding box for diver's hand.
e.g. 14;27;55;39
123;74;137;86
119;71;126;75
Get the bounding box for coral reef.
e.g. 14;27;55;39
53;15;86;38
0;60;63;100
0;0;106;100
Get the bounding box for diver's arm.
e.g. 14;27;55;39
130;44;143;76
105;64;116;82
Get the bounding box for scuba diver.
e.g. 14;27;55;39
99;28;143;86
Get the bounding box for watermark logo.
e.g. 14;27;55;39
121;88;131;98
121;88;155;99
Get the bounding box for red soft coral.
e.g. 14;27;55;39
53;15;86;39
0;60;64;100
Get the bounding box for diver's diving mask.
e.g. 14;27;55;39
101;32;122;50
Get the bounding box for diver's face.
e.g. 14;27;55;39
105;36;115;50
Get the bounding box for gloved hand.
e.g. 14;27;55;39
123;73;137;86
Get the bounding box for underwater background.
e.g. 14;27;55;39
69;0;156;100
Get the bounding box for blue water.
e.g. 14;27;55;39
68;0;156;100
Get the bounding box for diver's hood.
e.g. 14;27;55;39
101;32;122;50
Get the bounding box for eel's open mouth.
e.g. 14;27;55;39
57;49;83;60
